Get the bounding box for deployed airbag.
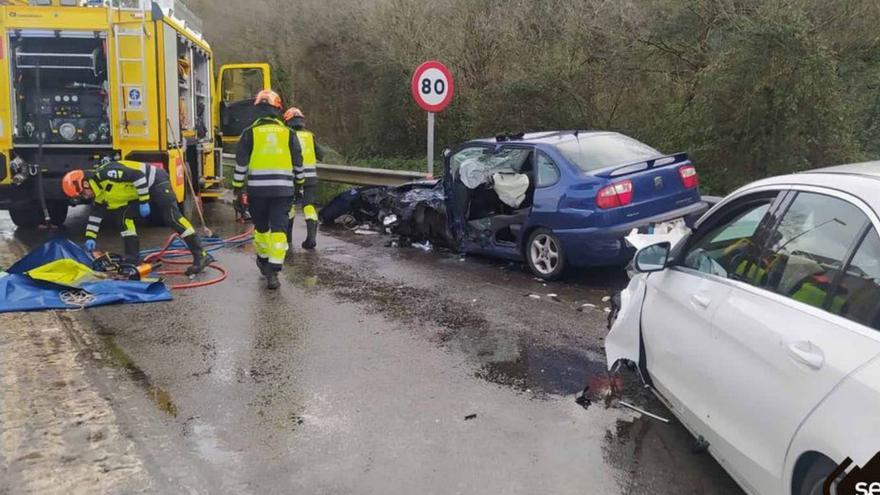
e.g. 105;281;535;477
492;173;529;208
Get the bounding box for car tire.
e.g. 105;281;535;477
8;203;43;229
796;455;838;495
526;228;567;280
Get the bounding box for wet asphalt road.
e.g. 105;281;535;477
0;203;744;494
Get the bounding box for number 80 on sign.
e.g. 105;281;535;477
411;60;454;113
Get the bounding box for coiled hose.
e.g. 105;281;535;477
141;228;254;290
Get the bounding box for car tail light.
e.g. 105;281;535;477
596;180;633;209
679;164;699;189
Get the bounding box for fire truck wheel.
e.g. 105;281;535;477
9;203;43;229
47;201;68;227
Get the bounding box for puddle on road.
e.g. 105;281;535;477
454;333;608;396
283;255;614;397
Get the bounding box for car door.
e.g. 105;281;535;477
443;145;493;244
703;189;880;495
641;190;783;439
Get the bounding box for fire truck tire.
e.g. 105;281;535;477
9;203;43;229
47;201;68;227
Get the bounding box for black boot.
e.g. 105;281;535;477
301;220;317;250
184;236;214;276
123;236;140;264
256;257;270;277
266;271;280;290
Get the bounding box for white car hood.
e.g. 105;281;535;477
605;223;691;371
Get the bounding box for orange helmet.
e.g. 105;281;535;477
254;89;282;109
61;169;87;198
283;107;305;122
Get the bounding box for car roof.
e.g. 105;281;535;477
730;161;880;216
810;161;880;178
470;130;618;146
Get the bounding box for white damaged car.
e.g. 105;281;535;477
606;162;880;495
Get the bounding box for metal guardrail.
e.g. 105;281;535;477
221;154;428;187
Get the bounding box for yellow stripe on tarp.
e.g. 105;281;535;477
25;259;100;287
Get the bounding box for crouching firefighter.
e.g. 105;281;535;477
283;107;324;250
61;158;214;275
234;90;303;289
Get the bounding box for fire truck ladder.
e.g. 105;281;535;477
109;0;150;138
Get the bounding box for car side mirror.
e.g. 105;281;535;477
634;242;671;273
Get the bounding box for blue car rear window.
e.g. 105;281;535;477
554;133;661;172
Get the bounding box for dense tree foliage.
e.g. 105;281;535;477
189;0;880;193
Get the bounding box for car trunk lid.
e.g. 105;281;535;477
592;153;701;225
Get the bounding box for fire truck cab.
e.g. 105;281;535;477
0;0;271;228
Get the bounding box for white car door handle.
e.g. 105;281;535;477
788;342;825;369
690;294;711;308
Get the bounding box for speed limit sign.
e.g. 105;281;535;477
412;60;454;178
411;60;454;113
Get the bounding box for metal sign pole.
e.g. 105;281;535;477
427;111;435;179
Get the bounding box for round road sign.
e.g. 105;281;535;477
411;60;454;113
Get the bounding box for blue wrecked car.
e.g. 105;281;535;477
443;131;709;279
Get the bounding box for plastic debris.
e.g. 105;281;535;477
354;229;379;235
383;214;398;226
527;294;541;300
618;401;670;423
413;241;432;252
601;295;611;302
464;414;477;420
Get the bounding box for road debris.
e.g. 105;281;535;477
618;401;670;423
464;414;477;421
413;241;432;252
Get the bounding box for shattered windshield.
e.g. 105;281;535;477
457;148;531;189
554;133;661;172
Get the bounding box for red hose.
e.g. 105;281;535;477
144;228;253;290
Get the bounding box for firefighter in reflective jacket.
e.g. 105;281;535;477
61;157;213;275
283;107;324;250
234;90;303;290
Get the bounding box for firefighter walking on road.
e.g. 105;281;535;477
234;90;303;290
283;107;324;250
61;157;214;275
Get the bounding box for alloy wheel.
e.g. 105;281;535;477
529;234;559;276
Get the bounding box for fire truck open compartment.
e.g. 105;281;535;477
9;32;111;147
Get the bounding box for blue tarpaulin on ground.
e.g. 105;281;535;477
0;237;172;313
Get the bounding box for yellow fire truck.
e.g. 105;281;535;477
0;0;272;228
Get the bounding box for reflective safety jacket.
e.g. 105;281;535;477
294;129;318;184
85;160;167;240
234;116;303;197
